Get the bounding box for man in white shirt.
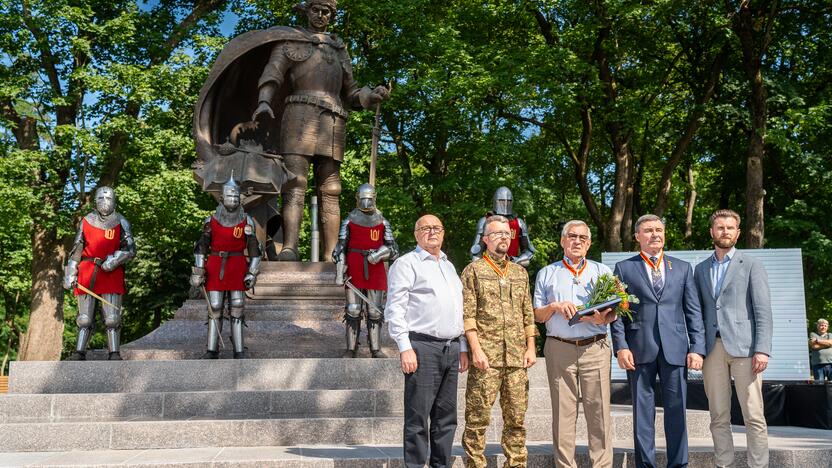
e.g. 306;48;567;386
386;214;469;468
534;220;616;468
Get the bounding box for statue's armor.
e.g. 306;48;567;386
194;209;261;358
65;208;135;358
333;205;398;357
258;32;363;161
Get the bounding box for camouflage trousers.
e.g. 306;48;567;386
462;366;529;468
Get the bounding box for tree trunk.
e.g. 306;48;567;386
683;165;697;242
18;226;66;361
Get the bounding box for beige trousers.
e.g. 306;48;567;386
702;338;769;468
544;337;613;468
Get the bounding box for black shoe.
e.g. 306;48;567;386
342;349;357;358
66;351;86;361
233;351;247;359
371;350;387;358
201;350;219;359
108;352;122;361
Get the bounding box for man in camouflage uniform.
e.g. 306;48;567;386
462;215;538;468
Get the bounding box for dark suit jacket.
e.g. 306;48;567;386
694;250;773;357
611;254;706;366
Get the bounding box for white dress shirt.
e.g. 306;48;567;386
533;257;613;339
385;246;468;352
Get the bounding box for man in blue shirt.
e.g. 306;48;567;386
534;220;616;468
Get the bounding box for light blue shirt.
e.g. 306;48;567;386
533;257;613;340
385;246;468;353
710;247;736;298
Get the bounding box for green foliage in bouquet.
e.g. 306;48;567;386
585;274;640;321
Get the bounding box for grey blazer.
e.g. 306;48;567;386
694;250;773;357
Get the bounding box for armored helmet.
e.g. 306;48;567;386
356;183;377;213
94;186;116;217
221;172;242;211
492;186;513;216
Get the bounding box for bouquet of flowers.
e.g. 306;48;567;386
582;273;640;321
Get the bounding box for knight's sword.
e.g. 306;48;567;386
344;276;384;317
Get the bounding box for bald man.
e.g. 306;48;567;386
386;214;469;468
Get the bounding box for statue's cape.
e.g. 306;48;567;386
193;26;328;196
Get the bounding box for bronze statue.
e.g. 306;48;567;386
193;0;389;261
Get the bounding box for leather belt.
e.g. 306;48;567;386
285;94;348;119
349;248;372;280
409;331;460;345
210;250;244;280
80;256;104;290
548;334;607;347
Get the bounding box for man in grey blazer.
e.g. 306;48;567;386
611;214;705;468
695;209;772;468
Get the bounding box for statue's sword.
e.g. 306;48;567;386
344;276;384;317
76;284;122;311
368;83;391;187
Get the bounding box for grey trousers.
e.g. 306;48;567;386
403;337;460;468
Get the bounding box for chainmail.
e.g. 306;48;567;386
83;211;123;230
347;208;384;227
213;203;246;227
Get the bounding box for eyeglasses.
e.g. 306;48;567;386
416;225;444;234
486;231;511;239
566;233;590;242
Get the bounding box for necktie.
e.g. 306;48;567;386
650;256;664;294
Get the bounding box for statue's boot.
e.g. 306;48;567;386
343;315;360;358
368;318;386;358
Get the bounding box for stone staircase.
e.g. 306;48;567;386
2;359;832;466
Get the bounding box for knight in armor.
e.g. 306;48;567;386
332;184;398;358
470;186;536;267
63;187;136;361
251;0;390;261
190;176;262;359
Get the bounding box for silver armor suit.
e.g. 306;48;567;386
63;187;136;361
469;186;536;267
332;184;398;358
191;176;262;359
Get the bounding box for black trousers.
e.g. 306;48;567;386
403;337;460;468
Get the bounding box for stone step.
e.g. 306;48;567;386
3;439;828;468
0;407;712;452
119;321;399;360
0;388;565;422
246;261;345;301
174;299;345;321
7;358;552;394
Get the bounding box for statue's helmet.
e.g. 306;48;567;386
221;172;241;211
94;186;116;217
356;183;377;213
492;186;513;216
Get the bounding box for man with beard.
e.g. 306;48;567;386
64;186;136;361
461;215;537;468
252;0;389;261
695;209;772;468
332;183;398;358
191;175;262;359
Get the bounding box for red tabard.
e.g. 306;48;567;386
74;220;125;296
346;222;387;291
508;217;520;257
205;218;248;291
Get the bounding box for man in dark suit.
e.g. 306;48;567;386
695;209;772;468
611;214;705;468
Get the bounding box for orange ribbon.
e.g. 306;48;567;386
640;251;664;272
483;252;510;279
561;258;587;280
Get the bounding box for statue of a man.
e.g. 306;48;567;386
252;0;390;261
190;176;262;359
63;187;136;360
470;186;536;267
332;184;398;357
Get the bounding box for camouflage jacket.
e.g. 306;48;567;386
461;255;537;368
